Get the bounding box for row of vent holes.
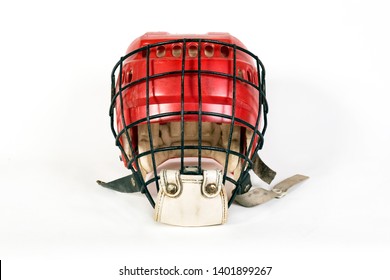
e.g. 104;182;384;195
124;68;254;84
155;45;230;58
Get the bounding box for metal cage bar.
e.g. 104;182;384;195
115;58;154;206
180;40;187;173
197;39;202;174
145;45;160;193
222;45;237;185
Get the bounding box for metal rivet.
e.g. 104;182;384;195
205;183;218;195
273;188;282;194
166;183;178;195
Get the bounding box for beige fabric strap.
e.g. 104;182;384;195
235;174;309;207
252;154;277;185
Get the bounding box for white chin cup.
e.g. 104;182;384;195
154;169;228;226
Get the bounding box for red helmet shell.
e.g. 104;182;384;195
113;32;265;167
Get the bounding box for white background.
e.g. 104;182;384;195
1;0;389;279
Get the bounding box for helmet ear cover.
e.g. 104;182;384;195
110;34;268;208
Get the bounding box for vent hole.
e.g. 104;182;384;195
172;45;182;57
188;45;198;57
237;69;243;79
204;45;214;57
220;46;230;57
156;46;166;57
127;71;133;83
247;70;252;82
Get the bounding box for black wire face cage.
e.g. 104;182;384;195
110;38;268;208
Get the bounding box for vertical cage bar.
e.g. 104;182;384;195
228;57;266;207
110;73;117;138
259;59;267;137
116;57;153;208
245;58;263;162
222;45;237;184
118;59;133;166
197;40;202;173
145;45;160;193
180;40;187;173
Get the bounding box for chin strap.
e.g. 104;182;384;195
252;154;277;184
235;154;309;207
97;154;309;208
96;173;141;193
235;174;309;207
